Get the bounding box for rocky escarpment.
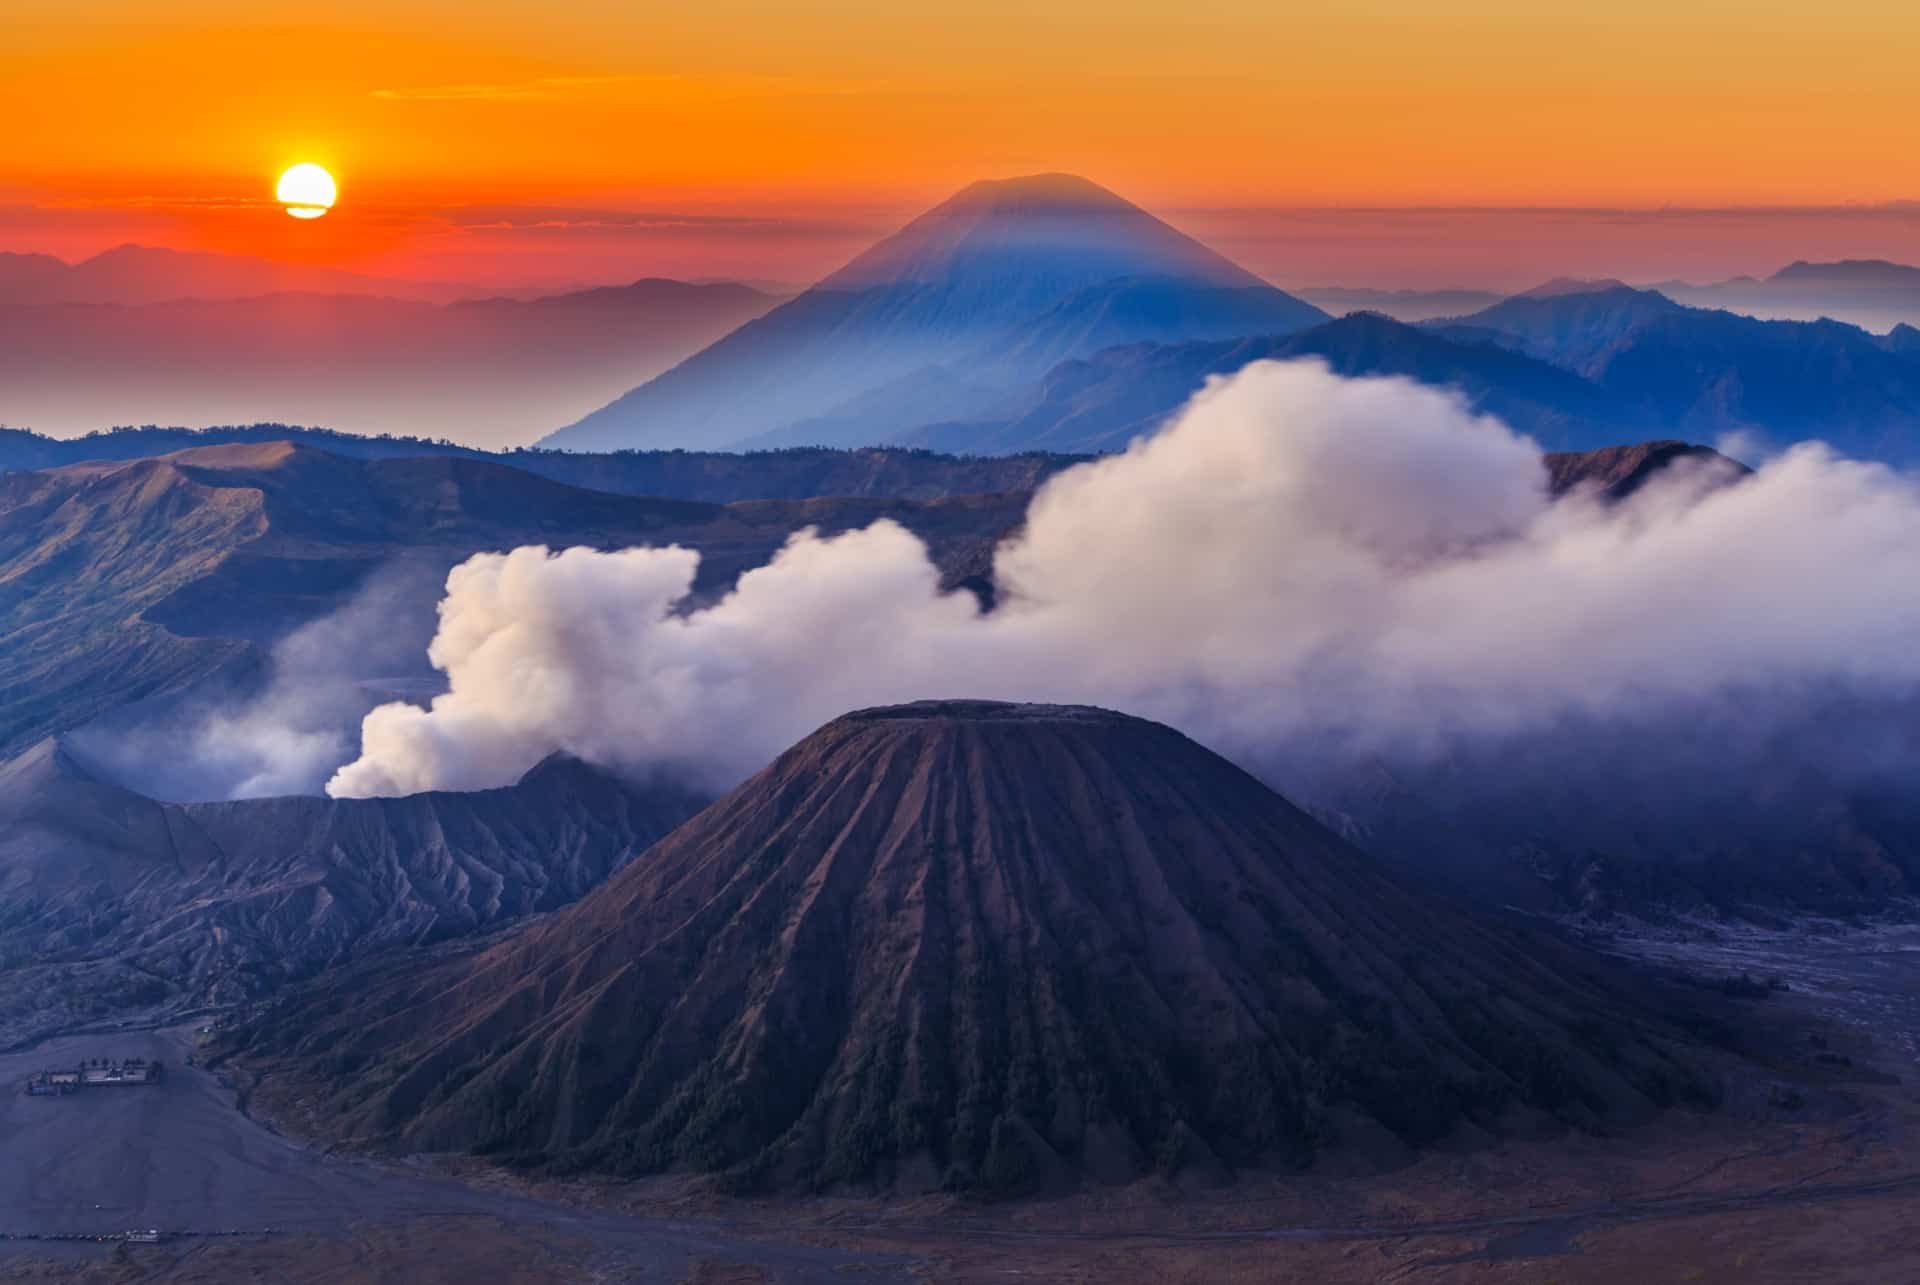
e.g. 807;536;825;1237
0;743;707;1047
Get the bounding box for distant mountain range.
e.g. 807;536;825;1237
15;275;1920;464
1108;259;1920;334
908;311;1653;455
0;243;564;307
0;275;779;446
1659;258;1920;333
541;174;1329;452
894;286;1920;460
15;212;1920;464
1293;286;1506;322
526;196;1920;459
1322;262;1920;334
1428;286;1920;461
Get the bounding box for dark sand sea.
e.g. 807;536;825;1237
5;922;1919;1281
1606;919;1920;1069
0;1027;912;1279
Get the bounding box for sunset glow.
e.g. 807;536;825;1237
3;0;1918;285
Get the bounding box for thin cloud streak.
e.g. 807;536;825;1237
370;75;644;103
369;72;899;105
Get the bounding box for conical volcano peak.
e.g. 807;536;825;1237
819;172;1265;292
935;172;1146;216
228;701;1716;1196
833;698;1146;726
541;172;1325;452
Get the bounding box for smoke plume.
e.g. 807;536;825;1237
76;561;445;801
327;360;1920;800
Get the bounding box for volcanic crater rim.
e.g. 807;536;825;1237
834;699;1147;725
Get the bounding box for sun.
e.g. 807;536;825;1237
276;163;337;220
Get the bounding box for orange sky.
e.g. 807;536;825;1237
6;0;1920;287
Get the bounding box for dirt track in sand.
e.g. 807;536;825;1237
0;1027;913;1281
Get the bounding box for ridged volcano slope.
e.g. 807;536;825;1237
228;702;1715;1194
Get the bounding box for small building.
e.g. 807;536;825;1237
81;1063;155;1086
31;1059;160;1092
125;1229;162;1244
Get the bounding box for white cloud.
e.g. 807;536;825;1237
326;360;1920;799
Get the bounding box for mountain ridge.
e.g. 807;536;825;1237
1431;287;1920;460
905;311;1658;454
4;242;557;307
0;275;778;444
